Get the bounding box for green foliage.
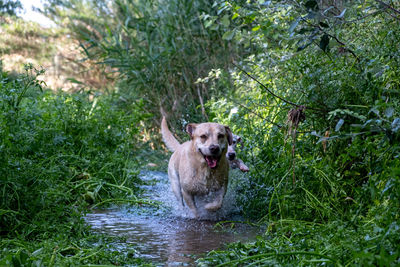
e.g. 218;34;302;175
202;0;400;218
0;0;21;16
195;0;400;264
42;0;243;132
0;234;155;266
198;219;400;266
0;64;154;265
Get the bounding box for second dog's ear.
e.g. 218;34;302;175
225;126;233;145
186;123;197;139
237;136;243;146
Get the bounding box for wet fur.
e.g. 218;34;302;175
161;117;232;218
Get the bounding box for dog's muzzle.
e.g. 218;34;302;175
201;145;221;169
209;144;220;155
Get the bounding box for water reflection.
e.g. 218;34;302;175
86;209;258;265
85;171;259;265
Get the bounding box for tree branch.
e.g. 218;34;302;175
375;0;400;16
233;63;325;113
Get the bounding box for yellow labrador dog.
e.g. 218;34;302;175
161;117;233;218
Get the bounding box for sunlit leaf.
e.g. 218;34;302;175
289;17;300;33
222;30;235;40
335;8;347;18
392;118;400;132
335;119;344;131
385;107;394;118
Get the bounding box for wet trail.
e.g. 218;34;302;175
85;171;260;266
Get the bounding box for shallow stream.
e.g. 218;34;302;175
85;171;260;266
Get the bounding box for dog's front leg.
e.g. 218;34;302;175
204;186;225;212
182;190;198;218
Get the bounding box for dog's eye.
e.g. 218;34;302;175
218;134;224;139
200;135;207;140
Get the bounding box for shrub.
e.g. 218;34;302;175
0;64;150;239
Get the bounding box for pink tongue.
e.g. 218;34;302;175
205;156;217;168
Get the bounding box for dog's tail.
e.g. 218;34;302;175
161;116;180;152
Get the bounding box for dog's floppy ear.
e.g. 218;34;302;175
186;123;197;139
225;126;233;145
237;136;243;146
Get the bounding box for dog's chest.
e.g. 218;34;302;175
184;168;225;195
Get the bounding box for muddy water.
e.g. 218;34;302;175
85;171;260;266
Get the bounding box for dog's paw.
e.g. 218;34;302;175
204;202;222;212
240;164;249;172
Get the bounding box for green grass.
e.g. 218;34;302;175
198;218;400;266
0;233;155;266
0;64;156;265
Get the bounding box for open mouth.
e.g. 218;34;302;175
204;155;219;169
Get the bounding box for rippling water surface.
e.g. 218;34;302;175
85;171;260;265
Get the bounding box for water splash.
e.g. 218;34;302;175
85;170;259;265
140;170;247;220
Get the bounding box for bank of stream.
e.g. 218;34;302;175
85;171;261;266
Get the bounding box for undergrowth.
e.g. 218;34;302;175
0;64;155;266
196;1;400;265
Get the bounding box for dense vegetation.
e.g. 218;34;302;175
0;63;157;265
1;0;400;266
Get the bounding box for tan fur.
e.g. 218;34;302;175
161;117;180;152
161;116;233;218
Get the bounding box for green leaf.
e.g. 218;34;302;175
221;15;230;27
335;8;347;18
385;107;394;118
66;78;84;84
204;19;213;28
392;118;400;132
222;30;235;40
289;17;300;33
335;119;344;132
319;34;329;52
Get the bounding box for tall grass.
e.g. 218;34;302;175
0;64;155;265
196;1;400;265
43;0;242;132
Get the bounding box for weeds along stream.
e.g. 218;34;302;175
85;170;262;266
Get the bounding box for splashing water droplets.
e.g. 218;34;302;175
85;171;259;265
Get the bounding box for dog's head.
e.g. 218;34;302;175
227;134;242;161
186;122;232;169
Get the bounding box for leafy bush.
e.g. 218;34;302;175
0;64;154;265
195;0;400;264
42;0;246;133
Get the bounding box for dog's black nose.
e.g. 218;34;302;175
228;152;236;160
209;145;220;155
